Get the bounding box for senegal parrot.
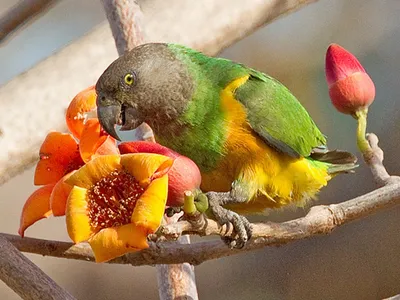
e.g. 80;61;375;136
96;43;357;248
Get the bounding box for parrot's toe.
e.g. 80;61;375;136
165;206;182;217
221;213;252;249
206;192;253;248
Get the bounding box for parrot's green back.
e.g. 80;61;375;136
161;44;329;165
235;70;326;158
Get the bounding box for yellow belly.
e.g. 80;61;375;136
200;76;330;214
200;134;330;214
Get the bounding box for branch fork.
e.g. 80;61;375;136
364;133;400;186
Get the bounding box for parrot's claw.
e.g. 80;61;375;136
165;206;182;217
206;191;253;249
220;213;253;249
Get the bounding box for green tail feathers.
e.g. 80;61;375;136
310;149;358;175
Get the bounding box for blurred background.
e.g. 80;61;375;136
1;0;399;299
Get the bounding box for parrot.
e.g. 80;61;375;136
95;43;357;248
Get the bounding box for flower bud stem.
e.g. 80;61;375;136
183;191;197;215
355;108;372;154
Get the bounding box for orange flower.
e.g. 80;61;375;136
66;85;118;163
19;132;84;237
34;132;83;185
19;87;119;237
65;154;173;262
50;173;74;216
19;184;54;237
66;85;97;139
79;119;119;163
21;86;189;263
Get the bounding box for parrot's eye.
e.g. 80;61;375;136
124;73;135;85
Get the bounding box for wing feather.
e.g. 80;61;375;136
235;71;326;157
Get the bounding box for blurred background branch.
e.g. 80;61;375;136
0;0;58;44
0;235;75;300
101;0;145;56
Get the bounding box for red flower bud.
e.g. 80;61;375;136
325;43;375;114
119;141;201;207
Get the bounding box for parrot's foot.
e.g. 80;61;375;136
206;191;253;249
165;206;182;217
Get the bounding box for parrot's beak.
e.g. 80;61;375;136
97;103;143;141
119;105;142;132
97;104;122;140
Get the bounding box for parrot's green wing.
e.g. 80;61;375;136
235;70;327;158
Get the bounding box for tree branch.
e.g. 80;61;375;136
4;180;399;266
154;213;198;300
0;0;321;186
101;0;145;56
156;235;198;300
364;133;400;186
0;0;58;44
0;235;75;300
3;135;399;266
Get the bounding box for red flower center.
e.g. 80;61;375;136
88;170;145;231
65;156;85;175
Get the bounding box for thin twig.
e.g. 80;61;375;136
0;0;59;44
4;180;400;266
364;133;400;186
0;235;76;300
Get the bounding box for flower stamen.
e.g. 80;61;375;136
88;170;145;231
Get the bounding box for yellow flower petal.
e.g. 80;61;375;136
88;223;149;263
65;155;121;189
132;175;168;234
120;153;173;184
19;184;54;237
66;186;95;243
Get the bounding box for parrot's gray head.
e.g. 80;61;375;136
95;43;194;140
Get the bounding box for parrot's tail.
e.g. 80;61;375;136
310;149;358;175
